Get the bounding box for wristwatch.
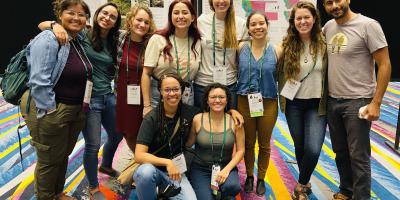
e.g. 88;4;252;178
50;21;57;30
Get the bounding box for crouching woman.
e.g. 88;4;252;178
133;73;199;200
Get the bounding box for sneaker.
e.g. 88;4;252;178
255;179;266;196
332;192;352;200
244;176;254;193
98;166;119;177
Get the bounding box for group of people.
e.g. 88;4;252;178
19;0;391;200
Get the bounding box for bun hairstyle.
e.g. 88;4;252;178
158;73;185;95
53;0;90;20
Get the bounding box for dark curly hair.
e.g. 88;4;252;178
202;83;231;112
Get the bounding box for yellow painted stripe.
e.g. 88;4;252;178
65;170;86;193
0;125;18;140
371;143;400;171
275;122;294;145
371;126;394;144
321;143;335;160
273;140;295;158
387;87;400;95
10;169;35;199
0;136;31;159
0;112;21;124
314;164;338;186
0;117;25;140
266;159;291;199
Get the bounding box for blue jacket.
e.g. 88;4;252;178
26;30;84;118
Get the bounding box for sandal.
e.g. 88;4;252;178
89;187;106;200
304;182;312;195
291;183;309;200
55;192;77;200
99;166;119;177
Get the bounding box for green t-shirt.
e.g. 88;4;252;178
80;31;115;96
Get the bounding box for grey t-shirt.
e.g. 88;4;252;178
323;14;387;98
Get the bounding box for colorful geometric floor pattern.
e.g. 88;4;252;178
0;82;399;200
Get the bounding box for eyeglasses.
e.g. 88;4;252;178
208;95;227;101
162;87;181;94
64;10;88;19
100;10;118;22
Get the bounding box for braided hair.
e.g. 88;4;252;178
156;73;186;144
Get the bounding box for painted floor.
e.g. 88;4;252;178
0;82;399;200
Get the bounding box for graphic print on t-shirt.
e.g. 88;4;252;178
328;32;348;54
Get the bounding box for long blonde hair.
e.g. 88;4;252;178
208;0;238;49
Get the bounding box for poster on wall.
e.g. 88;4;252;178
132;0;172;29
202;0;316;45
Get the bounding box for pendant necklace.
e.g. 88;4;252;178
304;53;308;63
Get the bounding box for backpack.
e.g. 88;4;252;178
0;48;29;105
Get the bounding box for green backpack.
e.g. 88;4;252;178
0;48;29;105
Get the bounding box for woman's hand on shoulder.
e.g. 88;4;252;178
228;109;244;128
52;23;69;45
238;41;246;52
143;105;153;117
275;43;284;61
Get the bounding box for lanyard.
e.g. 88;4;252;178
209;112;227;164
248;41;269;91
172;35;191;81
167;117;183;157
212;14;226;66
71;40;93;80
299;54;317;83
126;36;143;85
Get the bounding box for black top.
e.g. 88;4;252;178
136;104;200;170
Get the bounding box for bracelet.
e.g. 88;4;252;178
50;21;57;30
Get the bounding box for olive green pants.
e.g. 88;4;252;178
20;91;85;200
237;95;278;179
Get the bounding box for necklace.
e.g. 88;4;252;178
304;53;308;63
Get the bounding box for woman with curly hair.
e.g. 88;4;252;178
277;1;328;199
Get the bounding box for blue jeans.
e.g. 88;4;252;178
193;83;238;110
132;163;197;200
285;98;327;185
327;97;372;200
189;162;240;200
82;93;123;188
150;77;160;108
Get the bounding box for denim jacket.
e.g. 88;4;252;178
27;30;84;118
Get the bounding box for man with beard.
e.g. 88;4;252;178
322;0;391;199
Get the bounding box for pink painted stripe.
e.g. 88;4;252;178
372;124;396;139
270;143;297;189
0;118;23;129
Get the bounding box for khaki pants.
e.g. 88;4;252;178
20;91;85;200
237;95;278;179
